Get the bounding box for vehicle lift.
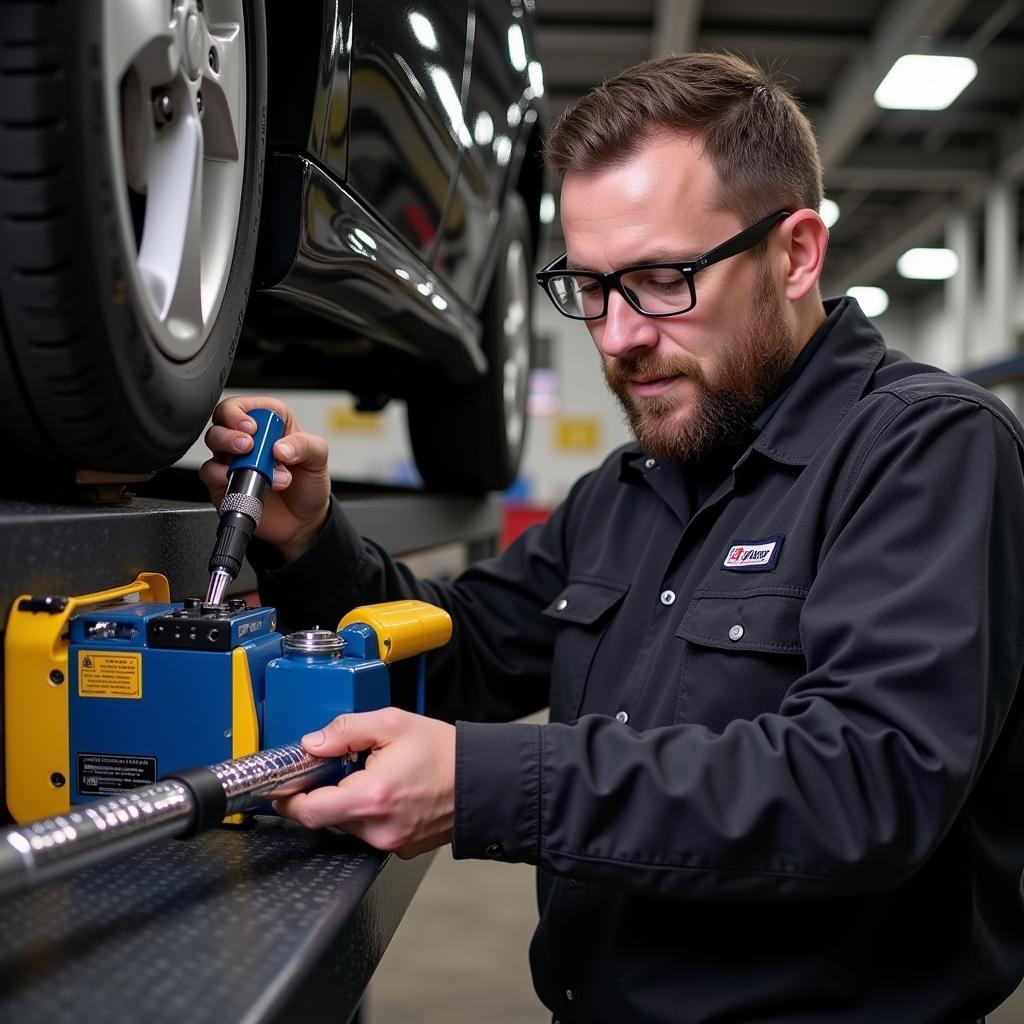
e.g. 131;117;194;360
0;416;503;1024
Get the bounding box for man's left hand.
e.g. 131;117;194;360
273;708;456;859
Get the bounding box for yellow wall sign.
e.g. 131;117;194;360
78;651;142;699
555;418;601;452
329;404;383;434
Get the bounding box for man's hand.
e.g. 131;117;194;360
200;396;331;562
274;708;456;860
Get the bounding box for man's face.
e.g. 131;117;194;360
559;135;798;462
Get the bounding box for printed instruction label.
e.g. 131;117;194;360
78;753;157;795
78;650;142;698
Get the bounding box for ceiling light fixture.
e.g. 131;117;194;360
846;286;889;317
897;247;959;280
819;198;840;229
874;54;977;110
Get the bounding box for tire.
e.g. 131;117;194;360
0;0;266;483
407;193;533;493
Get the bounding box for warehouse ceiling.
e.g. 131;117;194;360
533;0;1024;309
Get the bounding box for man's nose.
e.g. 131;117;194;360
597;289;659;359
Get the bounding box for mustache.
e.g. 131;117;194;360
604;351;705;391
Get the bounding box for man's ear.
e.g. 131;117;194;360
777;209;829;301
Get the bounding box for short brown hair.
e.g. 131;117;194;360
544;52;823;224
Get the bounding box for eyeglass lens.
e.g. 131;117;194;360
547;267;695;319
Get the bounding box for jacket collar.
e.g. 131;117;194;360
749;296;888;466
619;296;889;482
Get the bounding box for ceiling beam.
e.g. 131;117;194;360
999;109;1024;179
651;0;702;58
538;25;650;56
817;0;972;167
936;36;1024;63
826;167;987;191
825;144;993;191
699;30;862;59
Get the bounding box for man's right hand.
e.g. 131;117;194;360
200;396;331;563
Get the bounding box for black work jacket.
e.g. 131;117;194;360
255;298;1024;1023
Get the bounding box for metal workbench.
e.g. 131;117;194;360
0;821;432;1024
0;472;503;614
0;477;502;1023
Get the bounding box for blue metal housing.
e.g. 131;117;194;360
66;603;393;803
68;604;280;803
262;624;391;761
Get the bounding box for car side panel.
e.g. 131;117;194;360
434;0;541;305
345;1;470;267
264;0;346;159
310;0;354;175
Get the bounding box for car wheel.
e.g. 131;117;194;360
0;0;266;483
407;193;533;493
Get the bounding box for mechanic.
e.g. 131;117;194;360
202;52;1024;1024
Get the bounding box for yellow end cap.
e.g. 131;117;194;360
337;600;452;663
4;572;171;823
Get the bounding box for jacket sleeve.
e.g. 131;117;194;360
454;394;1024;900
249;480;589;723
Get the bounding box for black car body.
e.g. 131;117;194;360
0;0;545;493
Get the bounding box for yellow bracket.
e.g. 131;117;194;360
337;600;452;664
4;573;170;823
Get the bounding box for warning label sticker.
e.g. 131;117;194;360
78;650;142;699
78;753;157;795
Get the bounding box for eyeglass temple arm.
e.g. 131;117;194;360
694;210;791;272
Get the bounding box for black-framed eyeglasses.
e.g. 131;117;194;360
535;209;791;321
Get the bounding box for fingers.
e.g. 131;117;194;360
212;395;302;434
273;431;330;474
205;413;326;478
198;457;230;503
198;457;230;487
201;435;293;495
274;783;367;833
206;396;307;465
273;777;409;851
302;708;407;758
269;431;329;491
204;424;254;462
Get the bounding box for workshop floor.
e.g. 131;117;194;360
364;551;549;1021
367;850;547;1022
369;850;1024;1024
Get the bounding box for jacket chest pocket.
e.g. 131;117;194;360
675;589;806;733
543;578;628;722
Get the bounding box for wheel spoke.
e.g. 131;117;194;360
202;18;244;161
104;0;178;88
137;111;204;351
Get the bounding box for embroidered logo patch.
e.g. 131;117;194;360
722;535;784;572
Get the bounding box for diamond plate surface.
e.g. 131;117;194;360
0;817;431;1023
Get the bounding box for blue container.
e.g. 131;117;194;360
262;624;391;756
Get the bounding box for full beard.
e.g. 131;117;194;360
603;265;797;463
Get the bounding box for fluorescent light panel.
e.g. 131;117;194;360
874;54;977;110
819;198;840;229
897;247;959;280
846;286;889;317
